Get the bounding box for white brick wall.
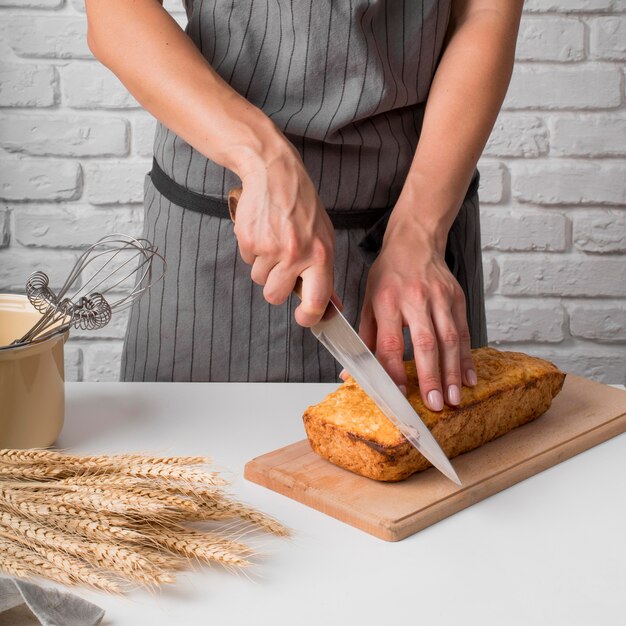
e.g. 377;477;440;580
0;1;624;383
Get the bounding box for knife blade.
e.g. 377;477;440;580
309;299;462;486
227;187;461;485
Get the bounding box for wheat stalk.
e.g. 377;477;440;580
0;463;226;488
0;488;139;534
0;449;288;593
0;465;69;480
148;527;252;567
191;498;289;536
23;488;193;519
0;451;226;489
0;449;211;467
59;473;226;493
0;536;122;593
2;485;196;524
0;512;179;587
59;483;201;512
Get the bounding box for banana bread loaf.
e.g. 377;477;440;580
303;347;566;481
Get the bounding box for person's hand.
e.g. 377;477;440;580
350;216;477;411
232;142;339;327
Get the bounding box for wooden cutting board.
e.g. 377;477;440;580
245;375;626;541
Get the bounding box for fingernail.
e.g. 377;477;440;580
398;384;407;396
427;390;444;412
448;384;461;405
466;369;478;386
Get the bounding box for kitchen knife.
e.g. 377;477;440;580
228;188;462;486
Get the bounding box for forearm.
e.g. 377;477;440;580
388;0;523;252
85;0;287;177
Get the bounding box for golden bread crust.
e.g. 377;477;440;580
302;347;566;481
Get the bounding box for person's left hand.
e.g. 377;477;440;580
345;216;477;411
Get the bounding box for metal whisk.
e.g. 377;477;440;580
11;234;165;346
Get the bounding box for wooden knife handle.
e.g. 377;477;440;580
227;187;303;299
227;187;242;222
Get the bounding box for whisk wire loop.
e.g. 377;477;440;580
10;234;165;346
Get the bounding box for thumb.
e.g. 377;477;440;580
294;264;333;327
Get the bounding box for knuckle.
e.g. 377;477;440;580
440;329;460;347
431;280;448;299
453;284;466;303
461;353;475;368
283;235;301;265
407;282;427;302
236;231;253;253
444;368;462;383
310;239;331;266
250;268;266;286
263;238;280;257
263;287;283;306
377;334;404;355
376;286;399;310
240;252;255;266
304;297;327;314
418;373;441;389
458;326;471;344
413;332;437;353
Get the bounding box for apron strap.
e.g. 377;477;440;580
149;157;391;230
149;157;479;236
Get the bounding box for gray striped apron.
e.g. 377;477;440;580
120;0;488;382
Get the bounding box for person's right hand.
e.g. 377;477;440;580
232;142;338;327
84;0;337;329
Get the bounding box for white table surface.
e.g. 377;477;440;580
53;381;626;626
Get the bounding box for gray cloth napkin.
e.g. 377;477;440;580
0;577;104;626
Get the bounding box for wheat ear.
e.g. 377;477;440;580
0;512;177;587
0;536;122;593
